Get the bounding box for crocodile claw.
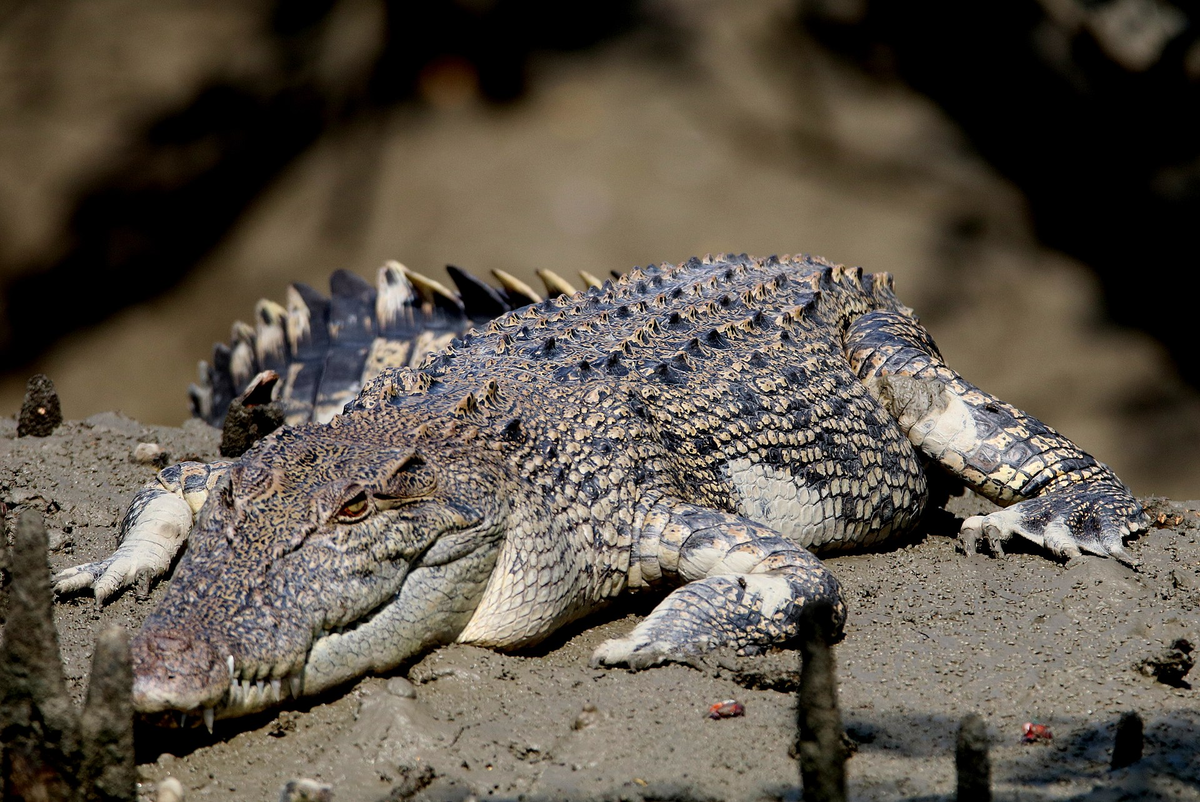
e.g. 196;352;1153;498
957;482;1145;568
590;634;696;671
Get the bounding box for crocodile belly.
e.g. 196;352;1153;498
724;455;924;553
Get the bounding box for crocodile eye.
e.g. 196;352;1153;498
336;491;371;523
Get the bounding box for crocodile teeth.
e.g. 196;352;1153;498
203;707;215;734
271;678;282;701
290;674;303;699
227;655;235;680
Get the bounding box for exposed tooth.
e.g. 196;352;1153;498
179;713;188;729
256;679;265;696
203;707;215;734
227;655;235;679
290;674;303;699
271;678;282;701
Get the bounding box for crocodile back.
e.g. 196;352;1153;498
344;253;923;557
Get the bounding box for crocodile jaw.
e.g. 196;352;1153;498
129;596;409;722
129;531;504;724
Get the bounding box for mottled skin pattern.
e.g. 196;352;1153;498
54;253;1146;727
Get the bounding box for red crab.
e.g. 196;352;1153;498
707;700;745;720
1022;722;1052;743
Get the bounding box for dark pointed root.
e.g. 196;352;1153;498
219;370;285;458
1111;711;1144;770
79;626;135;802
796;602;847;802
18;373;63;438
0;509;77;800
0;510;136;802
956;713;991;802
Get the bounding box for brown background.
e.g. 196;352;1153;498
1;0;1197;497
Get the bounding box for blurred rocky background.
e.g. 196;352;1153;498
1;0;1197;497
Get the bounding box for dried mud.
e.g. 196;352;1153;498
1;415;1197;801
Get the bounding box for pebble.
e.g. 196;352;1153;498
132;442;167;467
387;676;417;698
156;776;184;802
278;778;333;802
572;703;600;730
46;528;72;553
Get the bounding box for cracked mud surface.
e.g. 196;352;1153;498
1;414;1197;801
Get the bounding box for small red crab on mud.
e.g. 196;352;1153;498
1022;722;1052;743
707;700;745;719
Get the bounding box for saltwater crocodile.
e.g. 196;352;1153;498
53;253;1146;728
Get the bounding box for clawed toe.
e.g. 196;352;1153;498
591;637;674;670
958;512;1017;558
956;487;1144;568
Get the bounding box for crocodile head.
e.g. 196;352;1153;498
129;412;509;724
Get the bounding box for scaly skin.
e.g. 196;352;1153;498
53;253;1147;725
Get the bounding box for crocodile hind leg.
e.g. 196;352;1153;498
591;498;845;669
52;461;232;602
845;310;1147;564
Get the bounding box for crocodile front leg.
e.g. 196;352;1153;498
53;461;232;602
846;310;1147;564
591;498;845;669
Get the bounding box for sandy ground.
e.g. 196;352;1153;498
2;413;1198;802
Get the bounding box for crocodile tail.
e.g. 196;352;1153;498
188;264;582;429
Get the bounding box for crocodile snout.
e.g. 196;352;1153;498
130;627;231;716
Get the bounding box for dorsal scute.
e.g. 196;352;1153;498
378;254;900;411
254;299;288;372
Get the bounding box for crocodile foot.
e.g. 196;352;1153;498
958;481;1146;566
52;486;193;603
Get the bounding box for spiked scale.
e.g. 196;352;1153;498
190;264;590;431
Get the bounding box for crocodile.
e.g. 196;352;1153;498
52;253;1147;729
